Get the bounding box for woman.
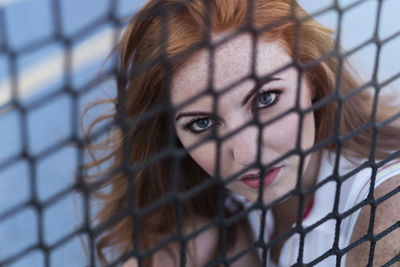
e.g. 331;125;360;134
84;0;400;266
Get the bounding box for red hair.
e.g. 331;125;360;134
83;0;400;265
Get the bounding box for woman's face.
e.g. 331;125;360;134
171;32;316;203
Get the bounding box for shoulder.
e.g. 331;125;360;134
122;258;138;267
346;173;400;267
122;215;220;267
121;215;260;266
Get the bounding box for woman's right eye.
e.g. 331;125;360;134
184;117;215;134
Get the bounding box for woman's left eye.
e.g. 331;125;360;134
183;117;217;134
253;90;282;110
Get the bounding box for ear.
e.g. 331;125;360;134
310;80;318;101
311;86;316;101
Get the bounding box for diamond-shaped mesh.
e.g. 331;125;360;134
0;0;399;266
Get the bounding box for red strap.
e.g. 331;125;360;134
302;198;314;221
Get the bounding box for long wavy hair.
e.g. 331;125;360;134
82;0;400;266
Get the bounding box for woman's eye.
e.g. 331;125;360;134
253;90;282;110
184;117;215;134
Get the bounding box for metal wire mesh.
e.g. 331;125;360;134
0;0;399;266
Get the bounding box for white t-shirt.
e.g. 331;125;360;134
241;150;400;266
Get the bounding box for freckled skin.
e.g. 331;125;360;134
172;32;318;205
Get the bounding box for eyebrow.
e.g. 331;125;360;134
240;77;283;107
175;76;283;122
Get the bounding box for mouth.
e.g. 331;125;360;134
239;167;282;189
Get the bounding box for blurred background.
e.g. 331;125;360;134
0;0;399;266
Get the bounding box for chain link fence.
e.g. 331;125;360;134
0;0;399;266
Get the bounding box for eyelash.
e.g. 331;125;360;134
182;89;283;135
183;117;219;135
252;89;282;112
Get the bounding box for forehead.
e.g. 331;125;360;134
170;32;292;106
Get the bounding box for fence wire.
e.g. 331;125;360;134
0;0;399;267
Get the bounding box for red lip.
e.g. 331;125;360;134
239;167;282;189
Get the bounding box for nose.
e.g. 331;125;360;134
227;124;260;167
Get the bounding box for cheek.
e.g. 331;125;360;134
262;111;315;153
301;112;316;150
262;113;300;153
